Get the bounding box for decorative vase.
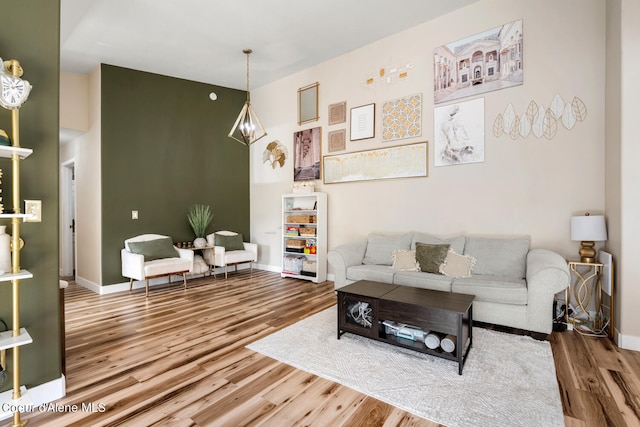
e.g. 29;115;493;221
0;225;11;275
193;237;207;248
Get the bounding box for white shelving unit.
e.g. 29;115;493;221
281;192;327;283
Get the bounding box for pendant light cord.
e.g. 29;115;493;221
244;49;252;103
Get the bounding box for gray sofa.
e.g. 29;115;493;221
328;232;570;334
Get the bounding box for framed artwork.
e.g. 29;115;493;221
293;126;322;181
298;82;319;125
350;103;375;141
328;101;347;125
382;93;422;141
434;19;523;104
434;98;484;167
328;129;346;152
323;142;427;184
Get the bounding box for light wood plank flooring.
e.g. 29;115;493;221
19;271;640;426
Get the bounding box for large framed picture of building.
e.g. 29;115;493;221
434;19;523;104
294;127;322;181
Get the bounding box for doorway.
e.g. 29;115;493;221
60;160;76;277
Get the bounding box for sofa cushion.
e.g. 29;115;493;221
363;233;412;266
393;271;453;292
347;265;395;284
411;233;466;254
439;249;476;278
415;242;450;273
463;236;530;279
391;250;419;271
452;275;527;305
128;237;178;261
215;233;245;251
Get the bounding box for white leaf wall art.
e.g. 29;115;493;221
493;114;504;137
550;94;565;119
561;103;577;129
571;97;587;121
510;115;521;140
526;100;539;125
503;104;516;134
494;95;587;140
519;113;531;137
532;105;545;138
543;108;558;140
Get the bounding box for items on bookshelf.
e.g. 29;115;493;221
286;239;305;253
285;226;299;236
281;192;327;283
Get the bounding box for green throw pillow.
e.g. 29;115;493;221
128;237;178;261
214;233;245;251
415;242;450;274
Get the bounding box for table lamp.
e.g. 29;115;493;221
571;213;607;263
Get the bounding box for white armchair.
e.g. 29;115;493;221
203;231;257;279
121;234;194;296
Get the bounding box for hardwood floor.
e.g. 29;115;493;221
20;271;640;426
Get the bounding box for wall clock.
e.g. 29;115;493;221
0;58;32;110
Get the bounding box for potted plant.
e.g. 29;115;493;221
187;204;213;248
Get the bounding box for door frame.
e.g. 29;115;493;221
60;159;76;277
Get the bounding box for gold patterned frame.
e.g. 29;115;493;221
328;101;346;125
328;129;346;152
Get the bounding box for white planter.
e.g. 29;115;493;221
193;237;207;248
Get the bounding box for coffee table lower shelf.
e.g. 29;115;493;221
336;281;474;375
338;326;472;373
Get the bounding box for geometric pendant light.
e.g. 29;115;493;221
228;49;267;146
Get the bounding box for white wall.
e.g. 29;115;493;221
618;0;640;348
250;0;606;271
65;66;102;287
60;71;89;132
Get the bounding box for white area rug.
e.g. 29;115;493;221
247;306;564;427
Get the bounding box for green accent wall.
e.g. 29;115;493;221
100;65;250;285
0;0;62;392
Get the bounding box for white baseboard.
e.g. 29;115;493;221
254;264;334;283
0;375;65;421
78;265;334;295
617;331;640;351
74;275;101;293
255;263;281;273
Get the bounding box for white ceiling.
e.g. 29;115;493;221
61;0;480;90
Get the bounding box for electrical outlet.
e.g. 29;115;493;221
24;200;42;222
132;210;139;220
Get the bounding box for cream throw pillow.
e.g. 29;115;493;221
439;249;476;278
391;249;419;271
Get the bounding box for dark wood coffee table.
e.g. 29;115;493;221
336;280;475;375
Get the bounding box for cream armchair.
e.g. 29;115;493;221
121;234;194;296
203;231;257;279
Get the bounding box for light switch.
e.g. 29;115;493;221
24;200;42;222
132;210;139;220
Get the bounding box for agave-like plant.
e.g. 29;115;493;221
187;204;213;238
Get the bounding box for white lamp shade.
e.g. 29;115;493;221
571;215;607;241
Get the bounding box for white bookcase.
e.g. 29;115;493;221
281;192;327;283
